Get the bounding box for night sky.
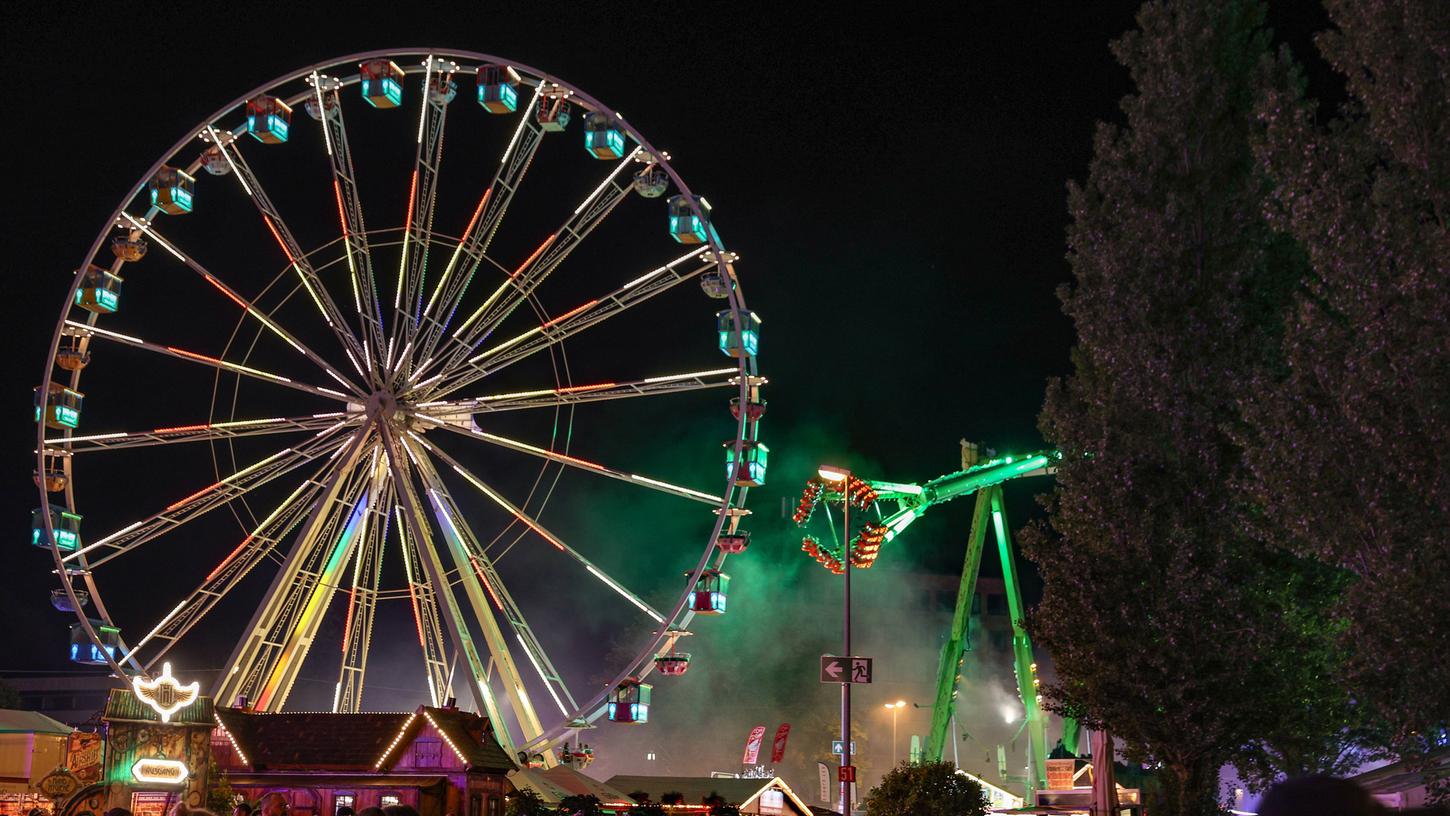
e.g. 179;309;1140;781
1;0;1330;793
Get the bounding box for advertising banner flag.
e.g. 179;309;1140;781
771;723;792;763
743;725;767;764
817;762;831;802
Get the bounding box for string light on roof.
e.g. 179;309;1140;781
213;714;249;766
422;710;469;764
375;712;418;770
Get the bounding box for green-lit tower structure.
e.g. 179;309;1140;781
793;442;1063;800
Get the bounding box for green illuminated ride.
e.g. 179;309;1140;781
792;443;1064;799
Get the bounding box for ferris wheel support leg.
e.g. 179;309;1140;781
334;462;393;713
925;489;992;763
396;503;454;707
991;487;1048;797
400;434;553;761
379;424;517;757
214;430;372;709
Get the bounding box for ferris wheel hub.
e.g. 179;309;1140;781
365;390;400;424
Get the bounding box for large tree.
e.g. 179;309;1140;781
1243;0;1450;769
1023;1;1350;813
864;762;989;816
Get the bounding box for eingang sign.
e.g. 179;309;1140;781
131;758;190;785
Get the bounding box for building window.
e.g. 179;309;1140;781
334;795;354;816
414;737;442;767
486;797;501;816
469;794;481;816
380;796;401;809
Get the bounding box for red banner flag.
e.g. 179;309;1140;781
743;725;767;764
771;723;792;763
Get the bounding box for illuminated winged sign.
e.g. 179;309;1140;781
132;662;200;723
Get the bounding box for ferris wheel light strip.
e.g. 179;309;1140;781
642;367;739;384
68;320;142;345
516;633;570;717
572;148;640;216
447;465;563;552
586;564;666;624
121;598;189;661
205;476;310;583
313;72;334;156
501;84;543;164
397;170;420;308
120;213;186;262
165;346;293;384
417;56;435;144
428;188;491;316
451;234;557;339
623;247;710;291
208;127;253;197
164;448;293;511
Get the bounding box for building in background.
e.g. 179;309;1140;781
1;676;123;729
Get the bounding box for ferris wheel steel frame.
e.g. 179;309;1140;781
37;47;760;761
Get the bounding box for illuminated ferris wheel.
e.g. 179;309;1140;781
34;48;765;761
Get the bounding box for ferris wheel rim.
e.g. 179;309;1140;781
36;46;759;754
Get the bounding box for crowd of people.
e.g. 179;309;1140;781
92;795;424;816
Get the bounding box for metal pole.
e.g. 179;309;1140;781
841;489;851;815
892;707;899;767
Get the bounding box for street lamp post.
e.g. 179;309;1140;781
884;700;906;767
819;465;852;814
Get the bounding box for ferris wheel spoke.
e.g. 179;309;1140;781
335;453;394;712
415;434;666;628
310;72;389;359
208;129;372;382
67;427;353;570
216;431;377;711
386;57;455;383
403;435;579;718
417;147;643;389
116;213;366;397
129;465;329;671
413;83;546;372
415;250;713;401
410;367;741;420
67;321;356;403
52;413;348;454
413;417;722;505
380;424;520;753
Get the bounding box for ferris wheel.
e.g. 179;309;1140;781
33;48;766;761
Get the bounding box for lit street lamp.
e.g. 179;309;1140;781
818;464;852;813
884;700;907;767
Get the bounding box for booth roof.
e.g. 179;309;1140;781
0;708;73;735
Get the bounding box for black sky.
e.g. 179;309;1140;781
0;0;1333;783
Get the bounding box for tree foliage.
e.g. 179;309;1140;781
505;790;549;816
556;794;603;816
1024;0;1354;812
1242;0;1450;768
864;762;988;816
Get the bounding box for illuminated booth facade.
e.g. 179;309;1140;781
212;705;515;816
91;688;214;816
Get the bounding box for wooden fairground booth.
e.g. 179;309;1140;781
212;705;515;816
52;683;215;816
